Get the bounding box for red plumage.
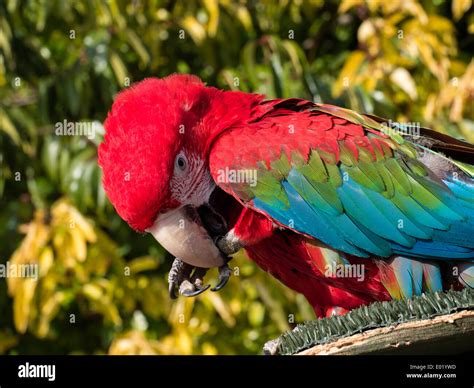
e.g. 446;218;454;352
99;75;203;231
246;234;391;317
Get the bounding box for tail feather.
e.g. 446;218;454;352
378;256;443;299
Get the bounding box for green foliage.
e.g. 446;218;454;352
0;0;472;354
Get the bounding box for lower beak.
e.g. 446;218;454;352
146;206;226;268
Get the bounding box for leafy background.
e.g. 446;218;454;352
0;0;473;355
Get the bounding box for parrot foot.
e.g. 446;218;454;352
168;258;232;299
211;263;232;292
168;258;210;299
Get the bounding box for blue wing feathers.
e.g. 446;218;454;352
253;166;474;260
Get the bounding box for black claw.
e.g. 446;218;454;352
211;265;232;292
181;284;211;297
211;278;229;292
168;258;188;300
169;282;178;300
211;277;229;291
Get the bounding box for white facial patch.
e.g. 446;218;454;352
170;154;215;207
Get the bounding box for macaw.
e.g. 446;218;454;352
98;74;474;317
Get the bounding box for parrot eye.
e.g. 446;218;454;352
175;153;188;172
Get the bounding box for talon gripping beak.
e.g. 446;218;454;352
147;206;227;268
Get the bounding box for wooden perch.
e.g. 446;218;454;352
297;310;474;355
265;289;474;355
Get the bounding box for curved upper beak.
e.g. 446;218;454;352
146;206;226;268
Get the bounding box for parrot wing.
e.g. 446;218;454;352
209;99;474;260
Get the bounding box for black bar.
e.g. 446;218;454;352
0;355;471;386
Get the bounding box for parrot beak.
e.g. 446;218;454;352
146;206;227;268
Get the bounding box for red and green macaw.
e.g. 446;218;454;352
98;74;474;317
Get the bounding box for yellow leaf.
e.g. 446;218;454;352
182;15;206;45
357;20;375;43
107;0;127;29
102;302;122;326
416;38;442;80
69;225;87;262
38;247;54;277
427;15;455;33
235;6;252;32
13;279;37;334
452;0;472;20
82;284;103;300
125;28;150;65
8;212;49;294
0;108;21;145
38;291;66;338
339;0;364;13
109;331;159;355
110;52;128;85
202;342;218;355
400;0;428;24
203;0;219;37
53;201;96;243
128;256;159;275
333;50;366;97
390;67;418;100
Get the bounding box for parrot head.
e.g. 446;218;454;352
98;74;261;268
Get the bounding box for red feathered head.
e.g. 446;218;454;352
98;74;211;232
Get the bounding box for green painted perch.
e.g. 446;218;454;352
264;288;474;355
